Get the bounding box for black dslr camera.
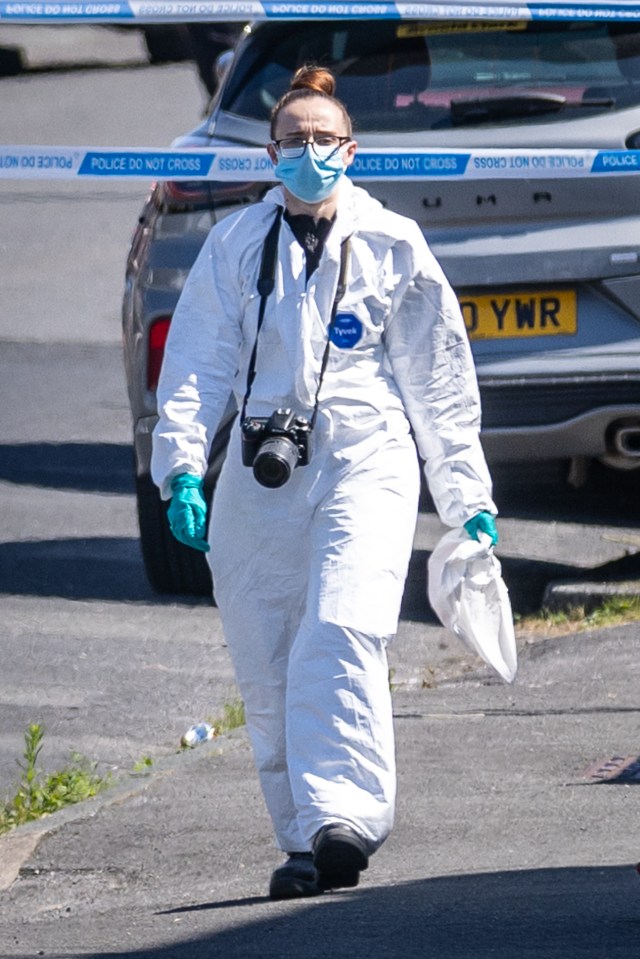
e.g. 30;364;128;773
241;408;312;488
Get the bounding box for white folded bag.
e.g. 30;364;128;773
427;528;517;683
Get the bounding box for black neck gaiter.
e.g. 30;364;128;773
284;210;336;281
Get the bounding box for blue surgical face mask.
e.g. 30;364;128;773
274;146;347;204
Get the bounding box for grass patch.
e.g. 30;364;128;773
212;698;245;735
132;755;154;774
515;595;640;640
0;724;109;836
0;707;248;836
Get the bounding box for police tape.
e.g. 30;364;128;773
1;145;640;180
1;1;640;24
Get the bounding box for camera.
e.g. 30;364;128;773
241;408;312;488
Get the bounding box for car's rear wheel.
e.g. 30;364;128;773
134;415;234;598
136;473;214;597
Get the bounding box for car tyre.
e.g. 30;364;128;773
142;25;194;64
136;473;214;598
0;46;24;77
134;414;234;597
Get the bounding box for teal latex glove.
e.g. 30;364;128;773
167;474;210;553
463;510;498;547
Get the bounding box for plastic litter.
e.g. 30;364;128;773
427;528;517;683
181;722;215;748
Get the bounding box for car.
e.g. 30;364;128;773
122;16;640;596
140;21;245;96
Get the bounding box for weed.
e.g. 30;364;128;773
584;595;640;628
212;698;246;735
0;724;109;836
516;595;640;639
132;756;154;774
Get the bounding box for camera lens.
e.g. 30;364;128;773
253;436;300;488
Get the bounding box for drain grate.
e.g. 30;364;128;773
584;755;640;784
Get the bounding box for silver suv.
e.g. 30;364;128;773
123;17;640;595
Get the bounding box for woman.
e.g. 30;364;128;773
152;65;498;899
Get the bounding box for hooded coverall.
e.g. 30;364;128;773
152;178;496;855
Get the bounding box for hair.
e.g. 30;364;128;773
270;65;352;139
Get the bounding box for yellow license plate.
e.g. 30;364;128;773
459;289;577;341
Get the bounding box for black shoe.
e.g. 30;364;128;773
269;852;322;900
313;823;369;891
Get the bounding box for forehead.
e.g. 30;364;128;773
274;96;346;135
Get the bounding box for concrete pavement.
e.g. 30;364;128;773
0;618;638;958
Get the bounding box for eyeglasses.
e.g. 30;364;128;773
272;135;352;160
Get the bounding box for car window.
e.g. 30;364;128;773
221;20;640;131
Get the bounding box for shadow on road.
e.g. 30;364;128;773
402;546;621;621
2;442;639;613
0;537;211;606
72;865;640;958
0;442;134;495
491;461;640;528
1;535;619;616
0;55;152;79
0;440;212;604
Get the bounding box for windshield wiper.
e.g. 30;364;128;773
450;92;614;126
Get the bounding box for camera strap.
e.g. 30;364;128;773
240;207;283;424
240;205;351;430
309;234;351;430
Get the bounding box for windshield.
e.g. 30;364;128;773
221;20;640;131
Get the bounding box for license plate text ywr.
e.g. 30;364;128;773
459;289;577;340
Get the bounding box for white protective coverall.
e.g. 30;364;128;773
152;177;496;855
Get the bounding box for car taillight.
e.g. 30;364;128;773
160;177;264;210
147;317;171;391
162;179;214;207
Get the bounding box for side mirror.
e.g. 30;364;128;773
215;50;234;87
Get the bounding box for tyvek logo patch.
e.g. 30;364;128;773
329;313;363;349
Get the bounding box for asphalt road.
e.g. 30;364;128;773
0;27;228;791
1;21;639;787
0;28;638;957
